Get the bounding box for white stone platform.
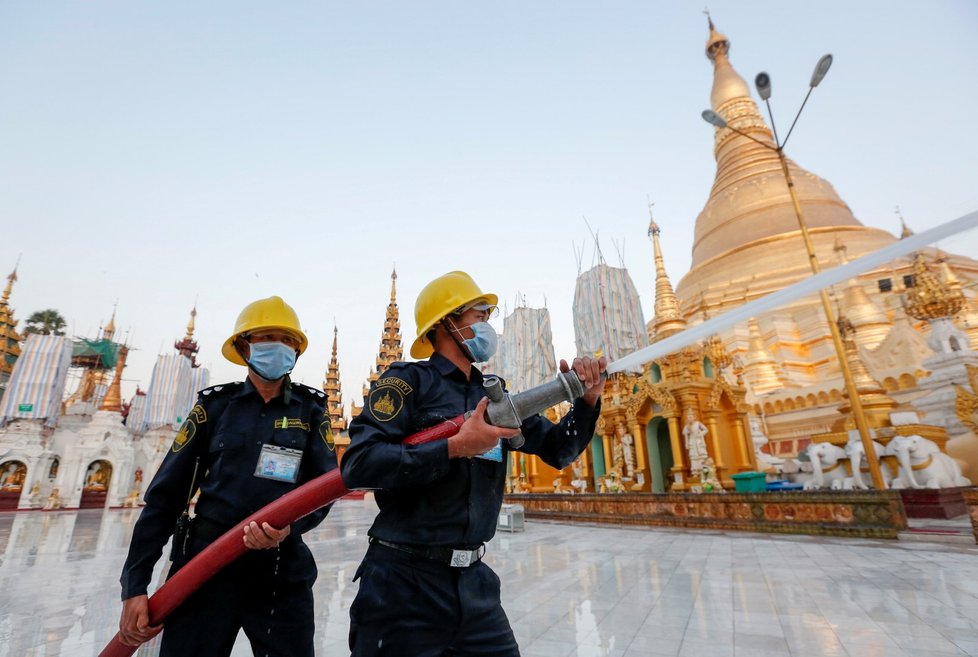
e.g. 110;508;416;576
1;499;977;657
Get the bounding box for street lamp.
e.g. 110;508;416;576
701;54;887;490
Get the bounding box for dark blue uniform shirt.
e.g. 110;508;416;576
120;378;338;600
341;353;600;548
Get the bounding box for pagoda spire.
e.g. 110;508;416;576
835;315;898;428
351;269;404;418
678;17;895;310
322;325;347;433
834;235;890;349
647;206;687;341
103;304;118;341
174;305;201;366
372;267;404;378
896;206;914;239
98;344;129;413
742;317;785;395
0;264;23;382
1;265;16;305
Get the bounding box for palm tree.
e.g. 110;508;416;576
24;309;67;336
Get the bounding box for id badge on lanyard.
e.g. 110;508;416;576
254;444;303;483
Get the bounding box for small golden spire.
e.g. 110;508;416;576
904;252;965;320
356;271;406;408
743;317;783;394
835;314;898;427
185;305;197;340
647;205;687;341
98;345;128;413
1;267;16;304
896;206;914;239
103;304;117;341
323;324;347;432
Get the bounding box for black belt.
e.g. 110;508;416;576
370;537;485;568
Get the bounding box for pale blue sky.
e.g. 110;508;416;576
2;1;977;407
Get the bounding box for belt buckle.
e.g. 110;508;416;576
450;549;473;568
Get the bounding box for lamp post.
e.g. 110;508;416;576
701;54;887;490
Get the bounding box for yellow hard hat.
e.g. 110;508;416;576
221;296;309;366
410;271;497;359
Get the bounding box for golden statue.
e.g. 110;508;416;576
43;487;63;510
0;462;25;491
84;462;109;490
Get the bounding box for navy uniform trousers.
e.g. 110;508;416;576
350;542;520;657
160;526;316;657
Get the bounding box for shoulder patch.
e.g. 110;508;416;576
319;418;335;451
173;404;207;453
368;377;412;422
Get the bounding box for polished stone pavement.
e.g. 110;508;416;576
2;499;977;657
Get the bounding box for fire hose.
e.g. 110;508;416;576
97;372;585;657
99;209;978;657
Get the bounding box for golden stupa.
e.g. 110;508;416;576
678;19;897;310
670;19;978;462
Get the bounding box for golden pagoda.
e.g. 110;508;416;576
0;266;23;385
656;19;978;460
351;269;404;419
678;18;897;312
323;325;347;434
98;344;129;413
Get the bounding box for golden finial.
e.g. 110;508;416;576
705;10;729;61
185;305;197;340
1;258;18;304
390;267;398;301
904;252;965;320
103;303;118;341
896;206;913;239
332;323;339;357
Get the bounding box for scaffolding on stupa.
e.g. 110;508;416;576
486;304;558;394
573;263;648;370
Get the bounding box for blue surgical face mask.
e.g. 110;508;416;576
247;342;297;381
462;322;498;363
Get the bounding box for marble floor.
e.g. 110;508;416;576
1;500;977;657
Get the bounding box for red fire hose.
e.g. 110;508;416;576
98;415;465;657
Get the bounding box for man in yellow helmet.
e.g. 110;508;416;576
342;271;606;657
117;297;337;657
